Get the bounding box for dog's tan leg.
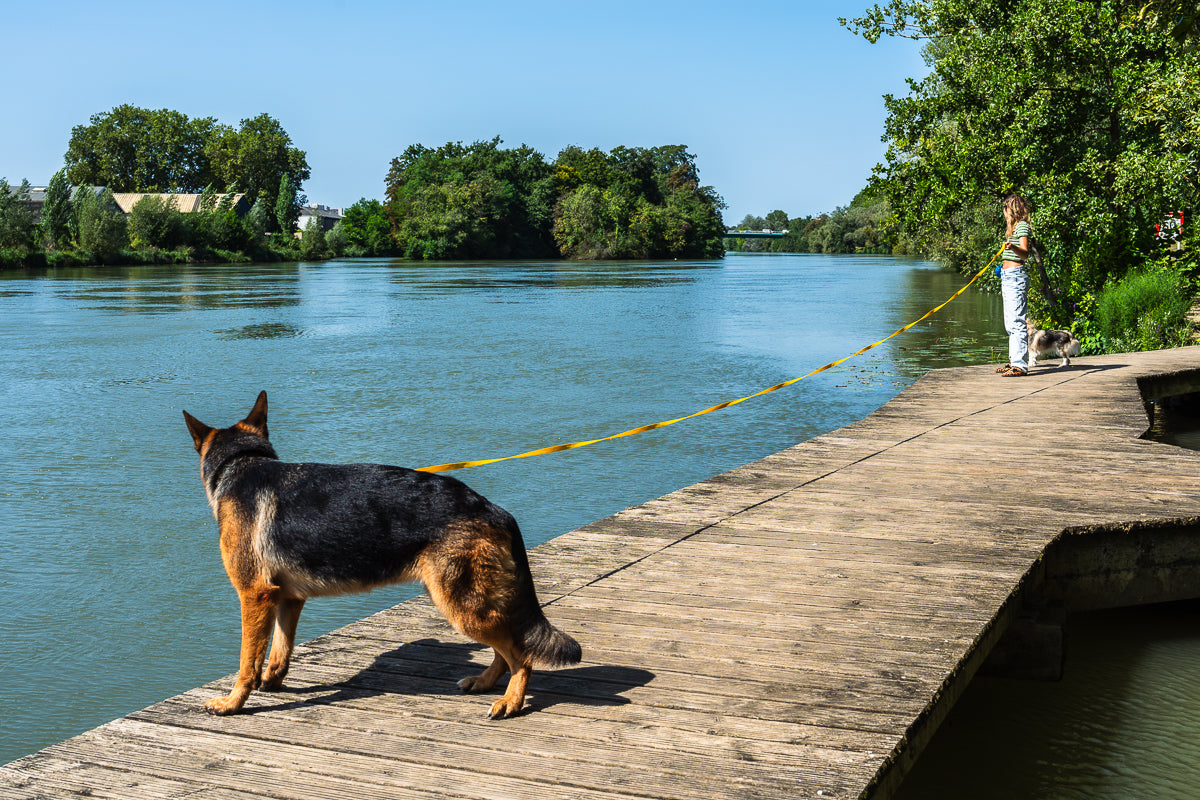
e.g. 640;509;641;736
262;597;305;691
486;643;532;720
450;622;530;719
417;522;536;718
206;586;278;715
453;624;531;718
439;610;533;718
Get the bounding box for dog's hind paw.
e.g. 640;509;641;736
458;674;501;694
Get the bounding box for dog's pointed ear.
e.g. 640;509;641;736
243;391;269;439
183;411;213;452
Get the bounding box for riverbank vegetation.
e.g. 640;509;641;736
2;106;726;267
726;187;912;255
0;175;311;270
842;0;1199;353
383;138;726;260
1;105;315;270
63;106;310;231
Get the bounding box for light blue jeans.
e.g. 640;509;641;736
1001;265;1029;371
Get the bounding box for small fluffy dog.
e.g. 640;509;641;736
1027;319;1081;368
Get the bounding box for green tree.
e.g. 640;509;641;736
63;105;219;192
206;113;310;229
1136;0;1200;48
383;138;724;260
764;210;789;231
385;137;556;259
41;170;73;249
73;188;128;260
127;194;185;249
550;144;725;259
552;185;611;259
300;213;327;259
0;178;35;248
340;198;394;256
843;0;1199;328
188;191;250;252
245;198;270;242
274;174;304;235
325;220;348;257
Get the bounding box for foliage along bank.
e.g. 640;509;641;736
382;138;727;260
842;0;1199;353
726;187;911;255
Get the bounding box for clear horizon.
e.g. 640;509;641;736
4;0;925;224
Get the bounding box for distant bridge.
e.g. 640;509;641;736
723;230;786;239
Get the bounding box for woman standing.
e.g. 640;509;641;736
996;194;1032;377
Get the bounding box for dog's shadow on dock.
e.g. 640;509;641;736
243;637;655;718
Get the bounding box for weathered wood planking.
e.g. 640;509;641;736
5;348;1200;800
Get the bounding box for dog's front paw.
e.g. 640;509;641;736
487;696;524;720
204;694;245;716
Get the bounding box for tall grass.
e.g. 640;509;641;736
1094;263;1194;352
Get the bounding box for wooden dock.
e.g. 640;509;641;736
6;348;1200;799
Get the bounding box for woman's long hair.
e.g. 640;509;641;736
1003;194;1031;238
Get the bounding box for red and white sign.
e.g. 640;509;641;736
1156;210;1184;242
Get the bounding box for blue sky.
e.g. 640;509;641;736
4;0;926;224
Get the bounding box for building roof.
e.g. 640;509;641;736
298;203;344;220
111;193;247;214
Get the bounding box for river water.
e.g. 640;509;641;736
0;253;1195;797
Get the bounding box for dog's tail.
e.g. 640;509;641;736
503;516;582;667
522;614;583;667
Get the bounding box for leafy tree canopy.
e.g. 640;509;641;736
842;0;1199;327
340;198;395;257
383;138;725;260
385;137;558;259
205;113;310;225
0;178;35;248
63;106;309;221
63;105;220;192
41;170;73;249
551;143;726;260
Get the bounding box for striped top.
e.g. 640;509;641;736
1003;220;1031;264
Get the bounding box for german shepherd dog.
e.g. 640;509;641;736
183;391;581;719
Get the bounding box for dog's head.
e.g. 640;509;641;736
183;390;271;455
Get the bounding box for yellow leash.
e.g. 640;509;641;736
416;249;1004;473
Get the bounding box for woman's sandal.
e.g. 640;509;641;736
999;366;1028;377
995;363;1012;373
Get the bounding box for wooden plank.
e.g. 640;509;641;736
128;696;879;798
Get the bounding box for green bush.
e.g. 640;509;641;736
299;215;327;259
74;188;128;261
128;195;185;249
0;178;35;248
1094;263;1194;352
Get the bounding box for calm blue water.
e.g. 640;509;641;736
1;253;1000;764
10;252;1194;799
